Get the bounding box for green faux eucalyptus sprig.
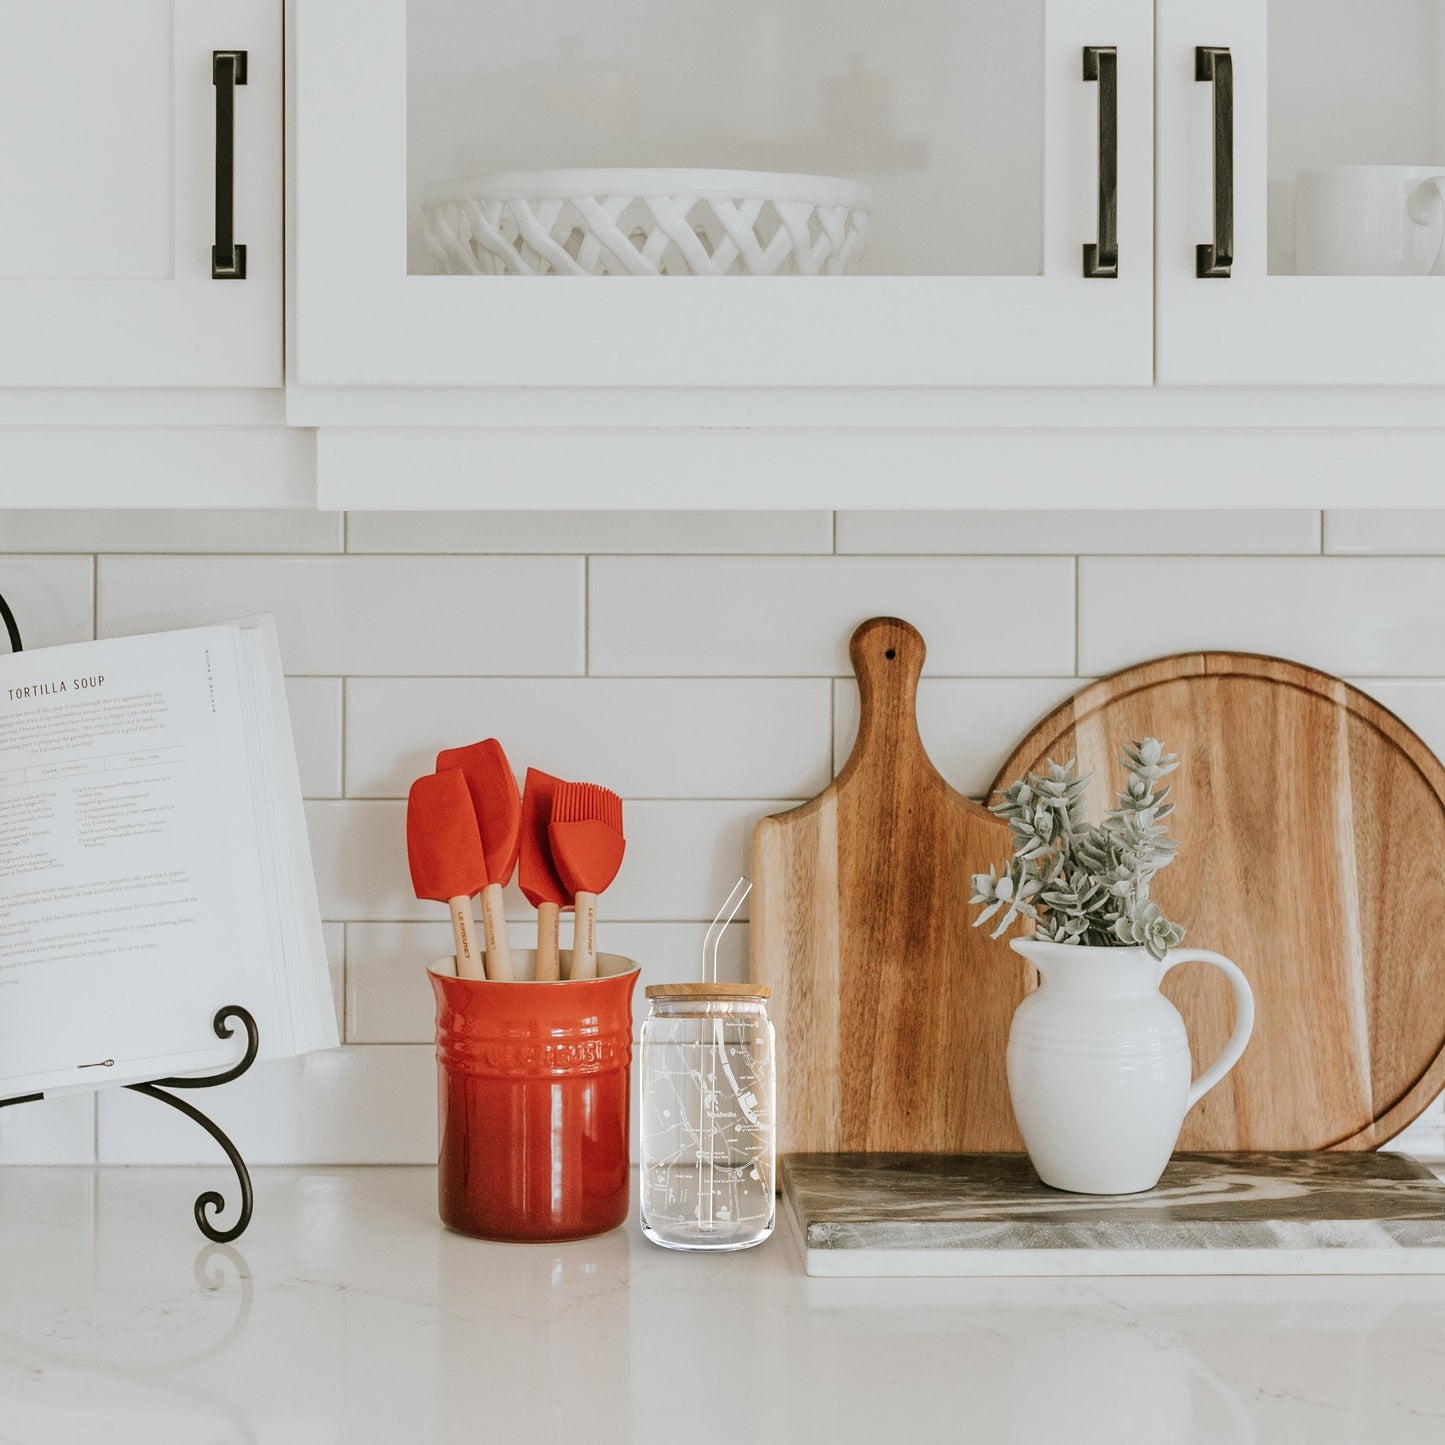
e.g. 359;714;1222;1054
971;737;1186;962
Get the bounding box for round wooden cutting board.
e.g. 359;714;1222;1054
993;652;1445;1151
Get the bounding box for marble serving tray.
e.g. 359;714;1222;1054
782;1151;1445;1277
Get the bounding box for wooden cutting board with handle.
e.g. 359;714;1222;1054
750;617;1030;1155
995;652;1445;1150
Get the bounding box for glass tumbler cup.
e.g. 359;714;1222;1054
639;983;775;1251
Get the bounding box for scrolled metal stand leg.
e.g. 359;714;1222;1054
125;1005;260;1243
0;588;23;654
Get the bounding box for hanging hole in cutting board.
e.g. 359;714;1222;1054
885;648;896;659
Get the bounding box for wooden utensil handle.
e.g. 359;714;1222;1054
570;892;598;979
536;901;561;981
448;896;485;981
479;883;514;981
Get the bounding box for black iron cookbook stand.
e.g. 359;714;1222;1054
0;592;257;1242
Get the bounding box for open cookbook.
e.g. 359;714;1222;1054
0;617;337;1101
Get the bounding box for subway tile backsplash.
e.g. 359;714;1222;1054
0;1092;96;1166
1079;558;1445;676
285;677;346;799
1;509;345;555
344;509;834;555
343;677;832;799
588;555;1076;676
0;555;94;649
1324;512;1445;555
2;509;1442;1164
97;555;586;675
835;510;1322;556
96;1047;437;1166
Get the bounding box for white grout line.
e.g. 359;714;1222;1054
1072;555;1081;677
828;678;838;779
324;673;1090;682
339;677;348;798
34;548;1357;560
342;923;353;1044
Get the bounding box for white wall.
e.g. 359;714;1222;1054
1;506;1443;1165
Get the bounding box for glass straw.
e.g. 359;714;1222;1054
697;876;751;1231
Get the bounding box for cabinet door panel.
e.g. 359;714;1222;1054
294;0;1154;389
0;0;281;387
1157;0;1445;385
0;5;174;282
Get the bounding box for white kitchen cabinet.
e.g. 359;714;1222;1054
291;0;1155;391
1;1;1442;509
0;0;282;389
291;0;1445;403
1157;0;1445;385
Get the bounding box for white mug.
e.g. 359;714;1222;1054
1294;165;1445;276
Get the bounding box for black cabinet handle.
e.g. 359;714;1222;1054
1082;46;1118;279
1195;46;1233;278
212;50;248;280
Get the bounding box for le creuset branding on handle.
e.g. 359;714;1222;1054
1006;939;1255;1196
429;949;639;1242
1294;165;1445;276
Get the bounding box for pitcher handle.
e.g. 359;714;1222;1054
1160;948;1256;1110
1407;175;1445;275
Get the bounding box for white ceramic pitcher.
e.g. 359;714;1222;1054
1007;939;1255;1195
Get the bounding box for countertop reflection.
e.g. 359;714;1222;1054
2;1166;1444;1444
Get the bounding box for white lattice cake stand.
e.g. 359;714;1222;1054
423;167;873;277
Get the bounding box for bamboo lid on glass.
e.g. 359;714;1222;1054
645;982;770;1000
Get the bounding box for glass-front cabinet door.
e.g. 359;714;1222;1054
293;0;1153;389
0;0;282;388
1157;0;1445;384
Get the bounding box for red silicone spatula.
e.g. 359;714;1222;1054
436;739;521;982
520;769;572;982
407;769;487;981
548;782;625;981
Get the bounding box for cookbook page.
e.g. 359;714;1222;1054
233;614;338;1058
0;627;269;1097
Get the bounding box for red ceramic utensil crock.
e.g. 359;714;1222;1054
429;950;639;1242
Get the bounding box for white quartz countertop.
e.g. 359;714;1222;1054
4;1166;1445;1444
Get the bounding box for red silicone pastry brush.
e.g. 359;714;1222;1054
520;769;572;981
406;769;487;981
548;782;625;981
435;739;521;982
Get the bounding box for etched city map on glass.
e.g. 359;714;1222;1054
640;1000;775;1251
